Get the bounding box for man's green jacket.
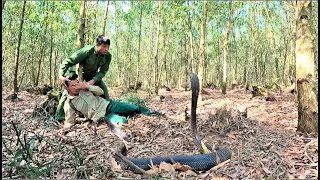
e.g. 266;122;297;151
59;45;112;82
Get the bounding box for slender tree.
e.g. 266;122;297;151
222;2;232;94
13;0;26;93
135;1;143;90
198;1;208;102
35;3;49;87
76;0;86;81
49;2;55;86
2;0;5;13
187;1;195;74
295;0;318;133
102;0;109;35
154;1;163;94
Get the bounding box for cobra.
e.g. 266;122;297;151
113;73;231;174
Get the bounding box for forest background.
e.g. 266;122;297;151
2;1;318;94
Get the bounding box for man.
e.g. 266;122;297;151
63;74;162;130
56;35;112;121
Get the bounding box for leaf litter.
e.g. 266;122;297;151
2;88;318;179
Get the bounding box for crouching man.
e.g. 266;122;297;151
62;73;163;130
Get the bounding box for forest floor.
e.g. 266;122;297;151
2;87;318;179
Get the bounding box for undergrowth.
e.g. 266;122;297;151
121;92;150;106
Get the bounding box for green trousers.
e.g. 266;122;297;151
105;99;152;124
55;80;109;121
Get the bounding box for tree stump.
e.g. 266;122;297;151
32;89;62;118
251;86;265;97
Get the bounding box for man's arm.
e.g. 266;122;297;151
92;53;112;83
59;47;90;77
87;85;104;96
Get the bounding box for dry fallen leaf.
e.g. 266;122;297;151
111;157;122;170
173;162;192;172
159;162;175;173
207;159;231;172
226;133;238;141
210;178;228;180
84;154;97;164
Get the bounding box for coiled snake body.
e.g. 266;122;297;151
114;73;231;173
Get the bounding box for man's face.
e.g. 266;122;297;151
96;44;110;55
67;80;80;95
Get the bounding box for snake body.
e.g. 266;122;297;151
114;73;231;173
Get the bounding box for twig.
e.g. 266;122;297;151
169;156;176;164
304;139;317;164
115;151;149;176
207;159;231;172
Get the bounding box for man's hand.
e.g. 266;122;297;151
87;79;95;85
76;82;88;90
59;76;70;90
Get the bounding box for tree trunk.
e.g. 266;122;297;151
295;0;318;133
114;4;122;87
127;29;132;89
283;38;289;85
102;0;109;35
135;2;143;90
154;1;163;95
53;50;58;88
13;0;26;92
35;18;48;87
18;51;31;88
264;4;280;80
289;30;296;83
243;49;248;87
198;0;208;102
49;3;55;87
222;2;232;95
187;1;194;74
2;0;5;13
76;0;86;81
184;38;189;91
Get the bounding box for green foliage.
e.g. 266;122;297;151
2;121;58;179
2;1;318;90
121;93;148;106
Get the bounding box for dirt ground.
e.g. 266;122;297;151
2;87;318;179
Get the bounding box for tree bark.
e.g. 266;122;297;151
154;1;163;95
198;0;208;102
18;51;31;88
135;2;143;90
76;0;86;81
2;0;5;13
35;11;48;87
49;3;55;87
222;2;232;95
187;1;194;74
53;50;58;88
102;0;109;35
13;0;26;92
295;1;318;133
264;4;280;80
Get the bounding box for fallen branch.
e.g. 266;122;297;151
115;151;149;176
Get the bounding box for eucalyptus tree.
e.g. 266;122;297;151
135;1;143;90
221;2;232;94
13;0;26;93
198;0;208;101
2;0;5;13
76;0;86;81
295;0;318;133
102;0;109;35
154;1;163;94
